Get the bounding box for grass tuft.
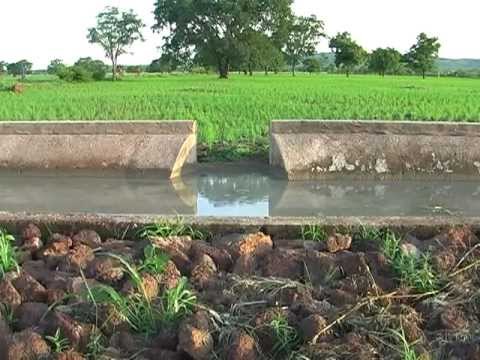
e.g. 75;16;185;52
85;330;105;359
138;244;169;275
390;325;420;360
139;218;208;241
161;277;197;324
379;231;438;293
0;304;16;328
0;228;18;279
45;328;70;353
301;225;327;242
268;313;301;357
354;225;384;243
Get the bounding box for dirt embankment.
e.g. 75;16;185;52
1;224;480;359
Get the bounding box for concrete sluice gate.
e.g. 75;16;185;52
1;120;480;224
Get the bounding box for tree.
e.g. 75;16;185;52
284;15;325;76
87;7;145;80
329;32;366;77
406;33;441;79
147;54;178;73
303;57;321;73
153;0;294;79
369;48;402;76
0;61;6;75
74;58;107;81
47;59;66;75
241;32;284;75
6;60;33;80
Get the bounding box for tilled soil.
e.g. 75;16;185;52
1;224;480;359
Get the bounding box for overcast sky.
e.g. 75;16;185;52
1;0;478;69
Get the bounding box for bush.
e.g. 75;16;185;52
58;66;93;82
57;58;107;82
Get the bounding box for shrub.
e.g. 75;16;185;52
58;58;107;82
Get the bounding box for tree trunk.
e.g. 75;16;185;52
111;58;117;81
292;62;296;76
265;67;268;76
346;69;350;78
219;60;229;79
422;69;426;79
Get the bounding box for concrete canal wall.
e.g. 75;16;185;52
270;120;480;180
0;121;197;178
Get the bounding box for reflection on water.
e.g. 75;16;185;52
1;167;480;217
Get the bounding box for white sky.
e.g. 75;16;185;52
1;0;478;69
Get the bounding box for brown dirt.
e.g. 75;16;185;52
1;224;480;359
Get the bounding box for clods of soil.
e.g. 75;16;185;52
1;224;480;359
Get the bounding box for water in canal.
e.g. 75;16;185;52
1;164;479;217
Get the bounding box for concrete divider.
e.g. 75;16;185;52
0;121;197;178
270;120;480;180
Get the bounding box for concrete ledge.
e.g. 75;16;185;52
0;121;197;178
0;212;478;240
270;120;480;180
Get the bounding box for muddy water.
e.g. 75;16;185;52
1;165;480;217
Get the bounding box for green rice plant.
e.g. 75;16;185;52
268;313;301;357
45;328;70;353
161;277;197;324
139;218;208;241
138;245;169;275
0;228;18;279
2;74;480;158
390;326;419;360
301;225;327;242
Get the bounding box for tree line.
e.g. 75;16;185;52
0;1;442;81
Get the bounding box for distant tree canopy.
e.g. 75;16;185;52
153;0;294;79
329;32;366;77
369;48;402;76
0;61;6;74
47;59;66;75
406;33;441;78
88;6;145;80
241;32;285;75
285;15;325;76
57;58;107;82
6;60;33;79
303;57;321;73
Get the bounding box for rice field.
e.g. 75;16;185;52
1;73;480;148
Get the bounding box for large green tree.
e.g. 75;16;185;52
406;33;441;78
284;15;325;76
87;7;145;80
369;47;402;76
0;61;6;75
329;32;366;77
153;0;293;79
6;60;33;80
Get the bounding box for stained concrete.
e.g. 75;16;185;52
270;120;480;180
0;212;478;240
0;121;197;178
